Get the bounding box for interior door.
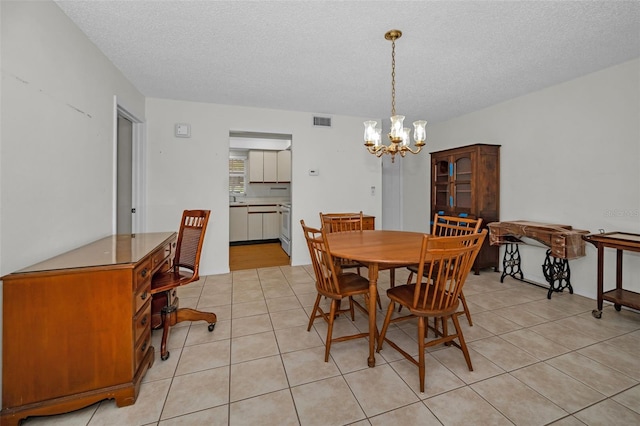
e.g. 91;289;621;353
117;115;133;234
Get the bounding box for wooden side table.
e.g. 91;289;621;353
583;232;640;318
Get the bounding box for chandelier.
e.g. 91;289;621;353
363;30;427;163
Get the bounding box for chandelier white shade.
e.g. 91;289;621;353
364;30;427;162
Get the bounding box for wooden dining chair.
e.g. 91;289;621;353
301;220;372;362
151;210;216;360
319;212;364;274
377;230;487;393
320;211;387;308
404;214;483;325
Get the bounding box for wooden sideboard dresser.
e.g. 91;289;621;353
1;232;176;425
362;215;375;230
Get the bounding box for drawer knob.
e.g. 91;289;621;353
141;341;148;352
141;316;148;326
141;268;148;278
141;291;148;300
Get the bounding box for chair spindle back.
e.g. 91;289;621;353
301;220;342;297
319;212;364;233
412;231;487;313
432;214;482;237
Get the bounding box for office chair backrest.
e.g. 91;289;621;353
174;210;210;279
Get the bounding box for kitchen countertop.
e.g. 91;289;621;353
230;198;290;207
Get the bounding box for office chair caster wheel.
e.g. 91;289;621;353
615;304;621;311
592;309;602;319
208;323;216;332
161;351;170;361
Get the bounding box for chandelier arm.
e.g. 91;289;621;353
400;145;423;155
366;145;386;156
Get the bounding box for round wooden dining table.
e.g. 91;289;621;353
325;229;426;367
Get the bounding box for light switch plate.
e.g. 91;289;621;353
175;123;191;138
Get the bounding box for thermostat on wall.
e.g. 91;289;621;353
175;123;191;138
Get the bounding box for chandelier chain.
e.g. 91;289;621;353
391;37;396;117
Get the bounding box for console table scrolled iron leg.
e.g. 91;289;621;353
499;244;573;299
542;249;573;299
500;243;524;283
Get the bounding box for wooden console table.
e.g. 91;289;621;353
488;221;589;298
1;232;176;426
583;232;640;319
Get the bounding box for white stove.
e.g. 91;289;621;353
280;203;291;256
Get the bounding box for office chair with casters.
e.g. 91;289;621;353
151;209;216;361
377;230;486;393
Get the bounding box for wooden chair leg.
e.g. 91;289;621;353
406;271;414;285
459;291;473;326
452;314;473;371
307;294;322;331
376;301;396;352
325;300;338;362
418;316;426;393
175;308;217;329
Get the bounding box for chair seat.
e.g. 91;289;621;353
387;284;460;318
319;272;370;300
151;270;196;294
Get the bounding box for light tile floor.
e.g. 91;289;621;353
23;266;640;425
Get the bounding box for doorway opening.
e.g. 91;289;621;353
228;131;292;270
114;99;145;235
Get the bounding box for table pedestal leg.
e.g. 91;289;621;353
367;263;379;368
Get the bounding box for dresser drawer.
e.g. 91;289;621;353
133;300;152;344
134;328;152;373
134;281;151;314
133;259;152;290
151;243;173;272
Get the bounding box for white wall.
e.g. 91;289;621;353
402;59;640;299
144;98;383;275
1;1;146;274
0;0;146;407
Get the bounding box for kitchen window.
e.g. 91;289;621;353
229;156;246;194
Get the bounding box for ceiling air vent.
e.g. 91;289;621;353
313;116;332;127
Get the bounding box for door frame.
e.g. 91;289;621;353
113;96;146;234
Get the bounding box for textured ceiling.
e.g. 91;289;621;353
54;1;640;126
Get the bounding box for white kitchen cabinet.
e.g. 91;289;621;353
263;211;280;239
247;212;263;240
247;204;280;240
248;151;264;183
248;150;291;183
263;151;278;182
229;206;248;242
277;150;291;183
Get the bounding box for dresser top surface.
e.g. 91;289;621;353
3;232;176;277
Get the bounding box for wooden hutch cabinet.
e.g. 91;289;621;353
430;143;500;273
